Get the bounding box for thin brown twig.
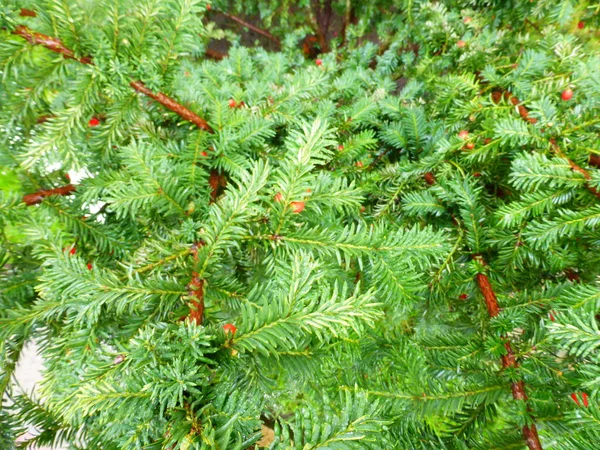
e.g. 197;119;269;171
186;272;205;326
205;48;226;60
130;81;214;133
549;140;600;200
218;12;280;46
473;255;543;450
12;25;93;64
13;25;213;132
495;88;599;201
23;184;76;206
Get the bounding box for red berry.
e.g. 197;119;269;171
466;142;475;150
456;40;466;48
201;151;208;157
228;99;237;108
463;17;472;24
561;88;573;101
360;206;366;213
337;145;344;151
578;21;584;29
484;138;492;145
290;201;305;213
65;173;71;181
582;392;589;407
356;161;363;168
87;263;93;270
274;192;283;202
305;188;312;193
459;293;468;300
88;117;100;127
206;4;211;10
549;312;556;322
571;393;581;406
69;247;76;256
223;323;237;335
315;59;323;66
473;172;481;178
458;130;469;139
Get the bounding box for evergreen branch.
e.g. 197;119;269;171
12;26;214;132
550;140;600;200
186;272;205;326
129;81;214;133
473;255;543;450
22;184;76;206
12;25;93;64
218;12;280;46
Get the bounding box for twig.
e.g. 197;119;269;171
13;25;213;132
494;88;598;201
130;81;214;133
589;154;600;168
549;140;600;200
205;48;226;60
186;272;205;326
23;184;76;206
19;8;37;17
491;90;537;124
12;25;92;64
423;172;436;185
218;12;280;46
474;255;543;450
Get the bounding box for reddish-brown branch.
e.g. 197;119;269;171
23;184;76;206
493;88;598;203
13;25;214;132
19;8;37;17
589;154;600;168
12;25;92;64
186;272;205;325
423;172;436;185
491;90;537;124
474;255;543;450
475;272;501;317
205;48;226;60
549;140;600;200
130;81;214;133
209;169;227;203
219;12;280;46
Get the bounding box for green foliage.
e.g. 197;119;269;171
1;0;600;449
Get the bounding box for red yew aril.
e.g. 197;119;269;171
582;392;589;407
290;201;305;213
570;393;580;406
223;323;237;335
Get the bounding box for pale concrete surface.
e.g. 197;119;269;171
13;342;65;450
